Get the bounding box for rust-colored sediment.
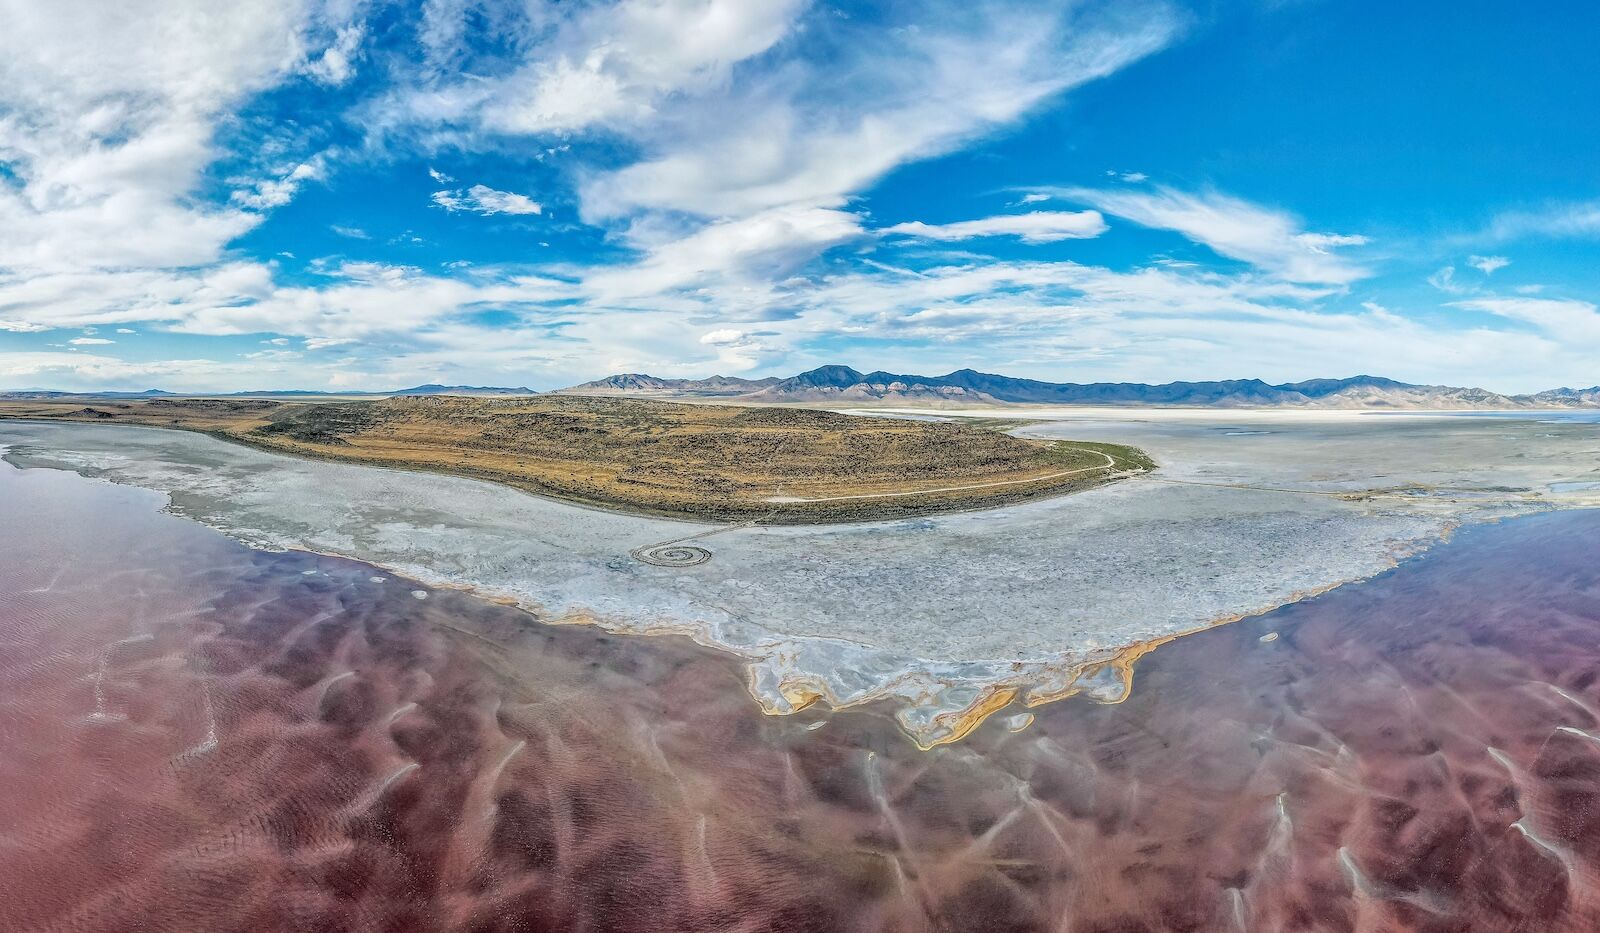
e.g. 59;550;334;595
5;466;1600;931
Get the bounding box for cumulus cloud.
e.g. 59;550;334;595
0;0;358;283
1049;186;1370;284
1469;255;1510;275
699;328;749;346
432;184;543;215
883;211;1108;244
233;152;334;210
304;23;366;86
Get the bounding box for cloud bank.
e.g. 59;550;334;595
0;0;1595;394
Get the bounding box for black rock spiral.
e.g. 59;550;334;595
629;543;713;567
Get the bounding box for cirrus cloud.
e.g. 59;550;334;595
883;210;1108;244
1044;186;1371;285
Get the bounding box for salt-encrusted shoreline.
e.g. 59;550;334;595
4;411;1597;745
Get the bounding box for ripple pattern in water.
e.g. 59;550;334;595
3;461;1600;931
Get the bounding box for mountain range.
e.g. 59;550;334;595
0;384;535;400
8;368;1599;408
550;373;780;398
557;366;1600;409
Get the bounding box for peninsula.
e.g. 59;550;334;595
0;395;1150;523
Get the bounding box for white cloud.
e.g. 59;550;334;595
1468;255;1510;275
0;1;1190;391
0;351;291;391
0;0;360;325
245;348;304;361
1453;297;1600;342
691;327;773;369
751;259;1591;391
1427;265;1466;294
304;23;366;86
68;336;115;345
1051;186;1370;284
583;204;865;304
170;264;571;343
0;255;571;352
580;3;1179;220
9;2;1592;396
432;184;543;215
884;210;1108;244
382;0;811;139
233;152;334;210
1484;200;1600;241
699;328;749;346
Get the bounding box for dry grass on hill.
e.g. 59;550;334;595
0;395;1151;522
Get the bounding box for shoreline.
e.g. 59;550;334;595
0;410;1150;526
0;437;1473;749
11;445;1600;929
5;414;1597;748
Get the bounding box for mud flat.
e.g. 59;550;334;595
4;411;1599;746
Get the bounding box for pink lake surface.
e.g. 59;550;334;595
3;459;1600;932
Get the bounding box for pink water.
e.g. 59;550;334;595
3;461;1599;931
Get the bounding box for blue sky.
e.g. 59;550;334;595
2;0;1598;393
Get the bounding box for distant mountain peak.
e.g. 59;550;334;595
550;365;1599;410
556;373;779;398
392;384;537;396
1279;375;1415;397
790;365;865;387
8;371;1598;409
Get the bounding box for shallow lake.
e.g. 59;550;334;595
4;450;1600;930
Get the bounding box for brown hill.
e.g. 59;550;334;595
0;395;1150;523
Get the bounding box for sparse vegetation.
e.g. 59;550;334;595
0;395;1153;522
